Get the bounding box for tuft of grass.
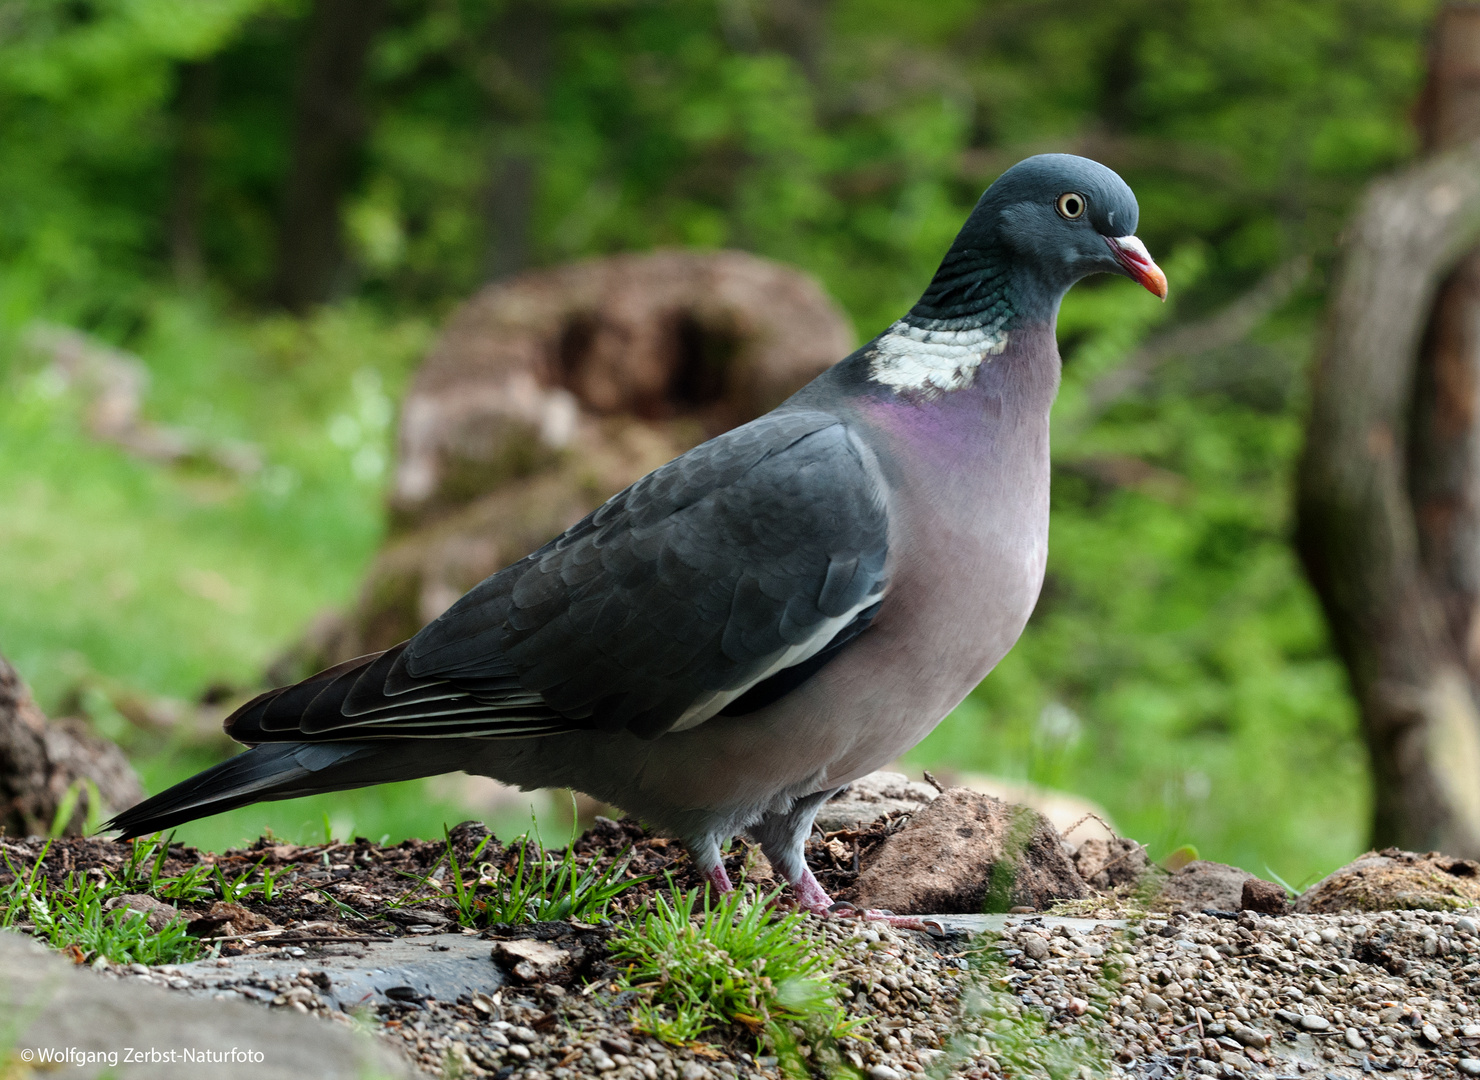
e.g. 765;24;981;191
0;834;298;967
0;842;203;966
610;885;856;1069
399;822;644;928
213;858;289;904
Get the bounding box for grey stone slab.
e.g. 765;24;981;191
173;933;505;1010
1;931;411;1079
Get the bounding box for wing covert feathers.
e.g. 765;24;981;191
222;408;890;746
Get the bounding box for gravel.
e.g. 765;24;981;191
76;902;1480;1079
17;829;1480;1078
979;907;1480;1078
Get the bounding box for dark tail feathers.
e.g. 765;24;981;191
103;739;478;839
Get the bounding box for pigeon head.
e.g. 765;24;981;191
907;153;1166;331
987;154;1166;303
862;154;1164;399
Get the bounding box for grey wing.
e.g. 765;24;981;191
225;408;890;743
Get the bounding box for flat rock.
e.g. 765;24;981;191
1;930;410;1078
814;771;938;831
1150;860;1257;912
170;932;506;1011
1296;847;1480;912
852;788;1087;914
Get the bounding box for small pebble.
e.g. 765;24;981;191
1232;1027;1267;1049
1423;1022;1443;1044
867;1067;904;1080
1461;1061;1480;1078
1299;1014;1331;1032
1142;993;1168;1014
1345;1028;1367;1050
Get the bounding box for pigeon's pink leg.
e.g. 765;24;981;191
701;863;734;894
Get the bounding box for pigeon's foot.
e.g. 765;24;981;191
773;868;942;933
825;900;941;934
861;911;942;933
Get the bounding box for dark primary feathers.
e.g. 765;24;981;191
224;408;890;747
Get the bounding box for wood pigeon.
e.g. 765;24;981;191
107;154;1166;914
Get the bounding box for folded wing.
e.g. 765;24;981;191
226;408;891;744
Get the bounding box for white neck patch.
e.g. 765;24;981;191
867;320;1010;397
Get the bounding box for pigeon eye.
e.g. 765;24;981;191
1056;192;1086;220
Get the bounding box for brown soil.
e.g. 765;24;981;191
0;813;909;954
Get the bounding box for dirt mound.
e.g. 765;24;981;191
851;788;1088;914
1297;847;1480;912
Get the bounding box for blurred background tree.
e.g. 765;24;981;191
0;0;1442;877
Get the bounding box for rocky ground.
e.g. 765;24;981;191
69;895;1480;1079
108;918;975;1080
991;908;1480;1079
8;776;1480;1079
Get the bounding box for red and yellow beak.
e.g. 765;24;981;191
1106;235;1168;300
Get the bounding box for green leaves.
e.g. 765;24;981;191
0;840;204;967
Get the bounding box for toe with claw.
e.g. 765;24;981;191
787;869;942;933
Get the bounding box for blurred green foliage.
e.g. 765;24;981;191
0;0;1443;876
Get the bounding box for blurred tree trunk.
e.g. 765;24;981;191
273;0;385;311
481;1;550;282
168;60;214;287
1296;6;1480;856
1411;6;1480;681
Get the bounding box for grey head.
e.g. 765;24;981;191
907;153;1167;332
853;154;1165;399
